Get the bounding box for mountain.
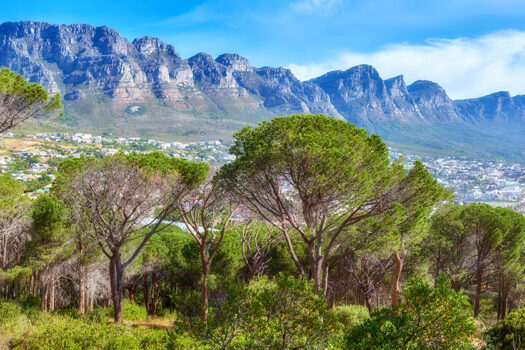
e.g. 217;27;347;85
0;21;523;161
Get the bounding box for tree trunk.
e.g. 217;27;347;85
497;275;509;320
497;275;503;320
201;261;210;322
77;242;87;314
78;265;86;314
501;291;508;319
392;250;404;307
321;263;330;296
48;280;55;312
309;243;323;292
169;282;175;314
30;274;35;295
109;253;124;323
2;236;7;269
474;261;483;318
434;249;441;287
282;230;305;277
364;296;372;312
41;284;48;312
143;271;150;314
151;272;157;315
127;286;136;304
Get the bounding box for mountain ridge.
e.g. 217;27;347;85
1;21;523;161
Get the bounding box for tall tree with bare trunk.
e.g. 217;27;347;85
55;152;207;323
218;114;448;295
178;174;237;322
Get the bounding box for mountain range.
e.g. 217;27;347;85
0;21;523;161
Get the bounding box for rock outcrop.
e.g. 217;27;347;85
0;21;523;160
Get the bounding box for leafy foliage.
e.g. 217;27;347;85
346;275;477;350
331;305;370;330
485;308;525;349
0;68;62;132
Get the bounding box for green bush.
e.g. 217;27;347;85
0;300;22;325
0;300;178;350
11;315;170;350
109;299;148;321
87;307;110;323
331;305;369;330
346;275;477;350
18;294;41;309
179;275;343;349
122;299;149;321
485;308;525;349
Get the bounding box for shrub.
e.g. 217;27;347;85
18;294;41;310
109;299;148;321
485;308;525;349
87;307;109;323
0;300;22;325
244;274;343;349
346;275;477;350
11;315;170;350
331;305;370;330
122;299;149;321
184;275;344;349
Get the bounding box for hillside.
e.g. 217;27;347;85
1;21;524;161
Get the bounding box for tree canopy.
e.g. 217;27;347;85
0;68;62;132
218;114;449;293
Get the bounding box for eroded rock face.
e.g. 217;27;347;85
216;53;252;72
407;80;460;122
454;91;525;124
2;20;524;130
311;65;424;123
0;21;336;114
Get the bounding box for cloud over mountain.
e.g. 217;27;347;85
288;30;525;99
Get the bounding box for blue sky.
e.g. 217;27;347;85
3;0;525;98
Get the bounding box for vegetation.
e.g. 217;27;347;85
485;307;525;349
346;275;477;350
0;107;524;349
0;68;62;133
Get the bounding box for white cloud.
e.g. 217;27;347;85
290;0;347;15
287;30;525;99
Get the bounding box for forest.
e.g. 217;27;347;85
1;69;525;349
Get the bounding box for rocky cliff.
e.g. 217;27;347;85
0;21;523;160
0;21;339;118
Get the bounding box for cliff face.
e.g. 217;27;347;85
0;21;523;160
311;65;425;123
454;91;525;124
407;80;460;122
0;21;338;117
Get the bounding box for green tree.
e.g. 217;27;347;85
493;207;525;320
462;204;505;318
218;114;448;295
426;205;470;291
0;68;62;132
29;194;70;311
178;176;238;321
0;174;30;271
346;275;477;350
55;152;208;323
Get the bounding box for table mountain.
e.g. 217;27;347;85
0;21;523;161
